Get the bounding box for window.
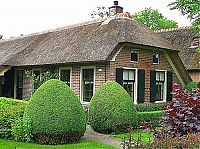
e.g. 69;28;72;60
60;69;71;87
131;50;138;62
155;71;165;101
82;68;94;102
123;70;135;99
153;52;159;64
32;70;41;90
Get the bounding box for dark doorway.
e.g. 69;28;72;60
1;69;15;98
15;70;23;99
0;76;5;96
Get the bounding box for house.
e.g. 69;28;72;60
0;2;191;104
156;27;200;82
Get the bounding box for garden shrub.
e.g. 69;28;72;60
138;111;164;127
135;103;168;112
11;117;32;142
0;97;27;139
23;79;86;145
161;84;200;136
89;81;138;134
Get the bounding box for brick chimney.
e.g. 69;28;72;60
108;1;123;16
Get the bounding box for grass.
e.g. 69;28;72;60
113;129;153;144
0;139;117;149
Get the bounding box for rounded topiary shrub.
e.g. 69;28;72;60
23;79;86;145
89;81;138;134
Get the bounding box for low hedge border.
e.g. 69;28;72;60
135;103;168;112
138;111;164;126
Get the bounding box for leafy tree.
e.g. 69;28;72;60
168;0;200;27
132;8;178;31
91;6;108;19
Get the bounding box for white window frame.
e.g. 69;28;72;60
131;49;139;63
59;67;72;88
123;67;138;104
80;66;96;105
153;51;160;64
155;69;167;103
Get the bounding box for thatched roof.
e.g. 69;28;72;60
0;17;178;66
156;27;200;70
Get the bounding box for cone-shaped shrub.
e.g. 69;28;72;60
89;81;138;134
23;79;86;145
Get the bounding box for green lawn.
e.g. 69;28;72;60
113;129;153;144
0;139;117;149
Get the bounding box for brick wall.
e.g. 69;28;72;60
21;64;107;100
22;71;32;99
189;71;200;82
20;46;182;102
107;46;180;102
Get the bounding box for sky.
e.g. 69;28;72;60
0;0;191;39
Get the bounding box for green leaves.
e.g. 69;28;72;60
132;8;178;31
169;0;200;26
89;81;138;134
23;79;86;144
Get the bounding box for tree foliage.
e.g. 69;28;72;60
91;6;108;19
132;8;178;31
168;0;200;27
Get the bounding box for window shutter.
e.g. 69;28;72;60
137;69;145;103
116;68;123;86
167;71;173;101
150;70;156;103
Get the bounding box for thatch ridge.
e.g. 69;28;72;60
0;18;106;43
155;26;195;33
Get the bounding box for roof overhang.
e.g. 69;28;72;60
0;66;12;76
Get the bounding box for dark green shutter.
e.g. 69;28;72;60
116;68;123;86
167;71;173;101
150;70;156;103
137;69;145;103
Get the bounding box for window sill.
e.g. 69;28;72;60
81;101;90;106
131;61;138;64
153;63;159;65
155;100;166;103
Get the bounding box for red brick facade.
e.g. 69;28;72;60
107;46;180;102
189;71;200;82
21;45;181;103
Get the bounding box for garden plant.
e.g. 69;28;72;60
89;81;138;134
23;79;86;145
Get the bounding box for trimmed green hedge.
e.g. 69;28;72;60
135;103;168;112
138;111;164;126
89;81;138;134
0;97;27;139
23;79;86;144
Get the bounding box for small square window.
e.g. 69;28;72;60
153;52;159;64
131;50;138;62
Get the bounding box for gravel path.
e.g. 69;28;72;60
83;125;122;149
